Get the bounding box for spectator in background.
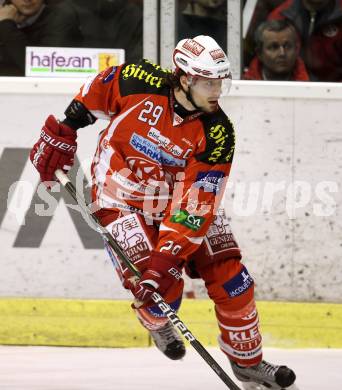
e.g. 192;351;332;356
177;0;227;50
45;0;142;64
0;0;53;76
268;0;342;81
244;0;284;67
243;19;309;80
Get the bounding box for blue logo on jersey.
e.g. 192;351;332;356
222;266;254;298
147;297;182;318
130;133;186;167
194;171;225;194
103;66;117;83
160;149;186;167
130;133;160;161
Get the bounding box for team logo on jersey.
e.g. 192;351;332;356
126;157;164;182
194;170;225;194
170;209;205;231
222;266;254;298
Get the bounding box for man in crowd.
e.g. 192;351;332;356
0;0;52;75
30;35;296;389
268;0;342;81
243;0;284;67
243;19;309;80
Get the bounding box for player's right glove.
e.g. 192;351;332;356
126;251;184;307
30;115;77;184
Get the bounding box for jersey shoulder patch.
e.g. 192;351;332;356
119;59;170;97
196;109;235;165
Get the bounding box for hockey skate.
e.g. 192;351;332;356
230;359;296;389
150;321;186;360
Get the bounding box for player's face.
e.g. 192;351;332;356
11;0;44;16
189;77;223;113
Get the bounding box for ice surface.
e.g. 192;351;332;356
0;346;340;390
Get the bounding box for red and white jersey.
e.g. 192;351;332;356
74;59;236;259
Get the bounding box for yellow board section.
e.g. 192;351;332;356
0;298;341;348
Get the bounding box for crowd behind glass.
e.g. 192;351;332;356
0;0;341;81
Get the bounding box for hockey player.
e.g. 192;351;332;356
30;35;296;389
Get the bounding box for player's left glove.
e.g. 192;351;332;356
126;251;184;306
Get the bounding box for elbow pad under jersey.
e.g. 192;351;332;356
62;99;97;130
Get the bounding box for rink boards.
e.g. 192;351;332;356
0;298;341;349
1;79;342;303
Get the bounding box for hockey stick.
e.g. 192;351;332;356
54;169;241;390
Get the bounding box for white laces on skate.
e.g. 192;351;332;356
149;321;186;360
150;322;181;351
231;359;296;389
258;361;280;378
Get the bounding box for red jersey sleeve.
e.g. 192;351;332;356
74;66;123;120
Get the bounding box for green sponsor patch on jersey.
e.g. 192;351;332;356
170;210;205;231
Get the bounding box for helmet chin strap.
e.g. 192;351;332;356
180;81;202;111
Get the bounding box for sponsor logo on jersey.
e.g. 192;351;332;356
228;326;262;353
208;124;234;163
130;133;186;167
194;170;225;194
130;133;160;161
181;137;194;147
229;326;260;342
102;66;117;83
182;39;205;56
109;214;151;266
206;214;239;254
147;127;184;157
170;209;205;231
146;297;182;318
111;171;150;194
121;60;170;88
222;266;254;298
